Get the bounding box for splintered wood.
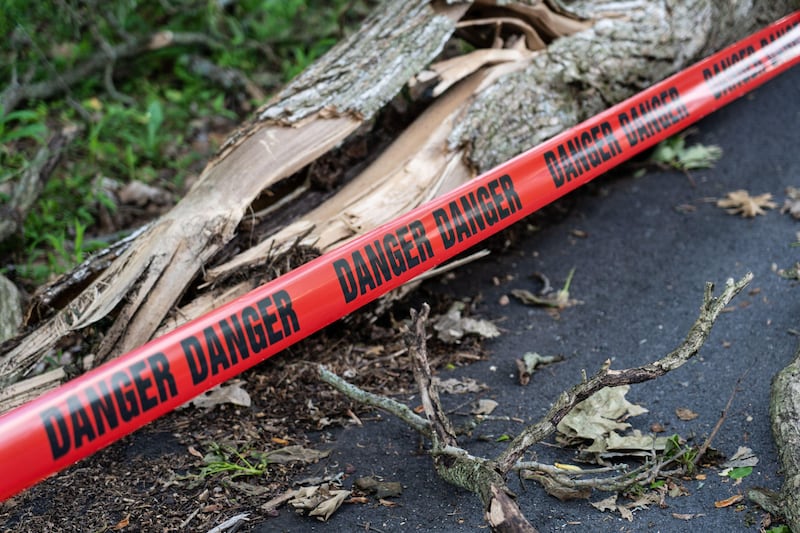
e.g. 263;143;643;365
2;0;796;408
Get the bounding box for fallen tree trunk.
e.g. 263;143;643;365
1;0;797;397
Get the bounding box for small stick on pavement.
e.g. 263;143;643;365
693;370;747;468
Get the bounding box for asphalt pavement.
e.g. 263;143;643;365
260;64;800;531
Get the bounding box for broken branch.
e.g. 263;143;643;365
495;273;753;473
317;365;429;436
318;273;752;530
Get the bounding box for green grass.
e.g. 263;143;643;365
0;0;373;286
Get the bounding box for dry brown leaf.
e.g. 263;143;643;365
260;488;299;511
675;407;699;421
781;186;800;218
714;494;743;508
590;494;618;512
184;381;251;410
289;484;351;522
589;493;656;521
667;481;689;498
113;514;130;530
472;399;498;416
264;445;331;465
716;189;777;217
308;490;350;521
618;506;634;522
721;446;759;469
432;301;500;343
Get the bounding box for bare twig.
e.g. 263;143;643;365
406;304;538;533
407;304;457;448
693;370;746;467
317;365;430;435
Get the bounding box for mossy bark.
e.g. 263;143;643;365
768;344;800;530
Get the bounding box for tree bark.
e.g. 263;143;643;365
749;343;800;531
1;0;797;396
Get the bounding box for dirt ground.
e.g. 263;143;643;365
2;61;799;533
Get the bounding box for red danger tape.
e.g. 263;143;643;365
1;12;798;501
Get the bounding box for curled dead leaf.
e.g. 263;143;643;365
308;490;350;521
516;352;563;385
187;445;203;459
289;484;351;521
721;446;759;469
113;514;130;530
714;494;743;508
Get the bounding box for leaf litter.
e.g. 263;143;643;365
432;300;500;343
288;483;351;521
590;491;662;522
719;446;758;480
